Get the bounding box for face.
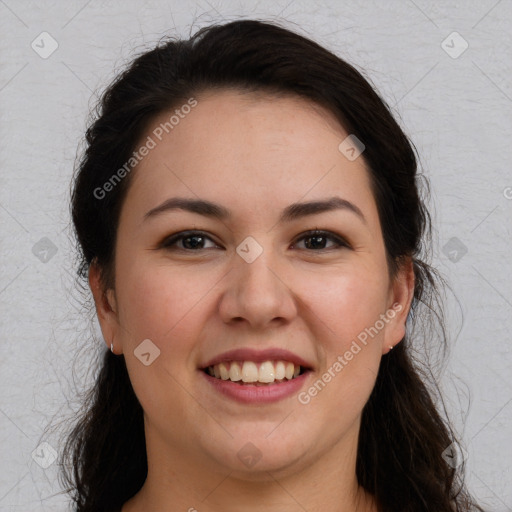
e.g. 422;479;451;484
91;89;413;481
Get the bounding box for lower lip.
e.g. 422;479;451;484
200;370;311;404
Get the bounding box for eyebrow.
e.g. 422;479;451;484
144;196;367;225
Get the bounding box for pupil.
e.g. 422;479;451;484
184;235;203;249
305;236;325;249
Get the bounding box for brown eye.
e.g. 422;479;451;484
159;229;350;253
161;231;219;251
292;230;350;251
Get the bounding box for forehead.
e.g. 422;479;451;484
123;89;379;230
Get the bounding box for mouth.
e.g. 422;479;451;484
199;347;314;403
201;360;310;386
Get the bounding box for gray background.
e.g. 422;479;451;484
1;0;511;510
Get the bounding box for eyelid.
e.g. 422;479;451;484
159;229;351;252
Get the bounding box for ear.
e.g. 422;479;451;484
88;260;122;354
382;257;415;354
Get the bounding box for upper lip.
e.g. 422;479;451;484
200;348;314;370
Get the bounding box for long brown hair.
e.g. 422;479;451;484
61;19;485;512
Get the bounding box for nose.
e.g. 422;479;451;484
217;244;297;330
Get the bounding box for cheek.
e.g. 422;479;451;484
116;262;207;422
114;257;213;365
305;263;390;348
118;255;187;322
297;262;388;413
299;271;385;421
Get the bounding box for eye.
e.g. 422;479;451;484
292;230;350;251
160;231;220;251
159;229;350;253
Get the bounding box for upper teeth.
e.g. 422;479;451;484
206;360;301;383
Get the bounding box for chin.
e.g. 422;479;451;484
204;433;314;479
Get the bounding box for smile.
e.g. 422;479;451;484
204;360;305;385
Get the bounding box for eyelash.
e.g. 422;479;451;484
159;229;351;252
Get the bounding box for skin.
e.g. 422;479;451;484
89;89;414;512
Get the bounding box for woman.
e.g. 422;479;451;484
61;19;485;512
